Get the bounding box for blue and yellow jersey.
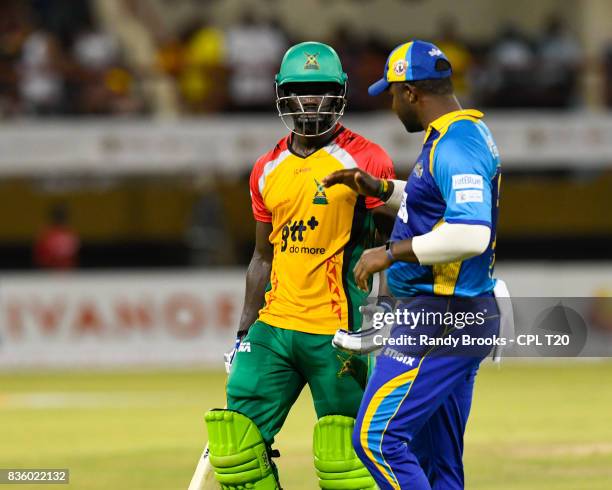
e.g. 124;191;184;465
388;109;501;297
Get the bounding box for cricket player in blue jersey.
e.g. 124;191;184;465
323;40;502;489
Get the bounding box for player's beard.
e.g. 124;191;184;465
292;112;335;137
399;108;423;133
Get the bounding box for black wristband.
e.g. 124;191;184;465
385;240;396;263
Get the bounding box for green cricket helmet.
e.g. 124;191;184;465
275;42;348;137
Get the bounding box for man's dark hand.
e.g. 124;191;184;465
353;246;393;291
322;168;382;197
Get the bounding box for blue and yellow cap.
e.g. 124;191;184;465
368;40;452;96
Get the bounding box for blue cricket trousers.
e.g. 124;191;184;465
353;296;499;489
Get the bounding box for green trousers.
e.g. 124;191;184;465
226;320;370;444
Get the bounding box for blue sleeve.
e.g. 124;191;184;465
432;125;494;227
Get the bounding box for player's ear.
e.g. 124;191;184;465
403;83;418;104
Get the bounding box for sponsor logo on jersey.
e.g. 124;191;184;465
456;189;484;203
280;216;324;254
428;47;442;57
294;166;311;175
452;174;484;189
384;347;416;366
313;179;328;205
238;342;251;353
304;53;320;70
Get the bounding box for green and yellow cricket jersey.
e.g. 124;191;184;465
249;126;395;334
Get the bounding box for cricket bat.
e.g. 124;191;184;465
190;341;239;488
187;442;219;490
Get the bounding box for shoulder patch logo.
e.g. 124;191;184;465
313;178;328;205
413;161;423;178
398;191;408;223
304;53;320;70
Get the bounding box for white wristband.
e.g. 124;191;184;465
383;179;406;212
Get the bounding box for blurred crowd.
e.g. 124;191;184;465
0;0;144;116
156;13;609;111
1;0;611;117
155;11;288;112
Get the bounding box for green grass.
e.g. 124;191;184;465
1;362;612;489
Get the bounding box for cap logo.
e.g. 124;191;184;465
428;48;442;57
393;59;407;76
304;53;320;70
